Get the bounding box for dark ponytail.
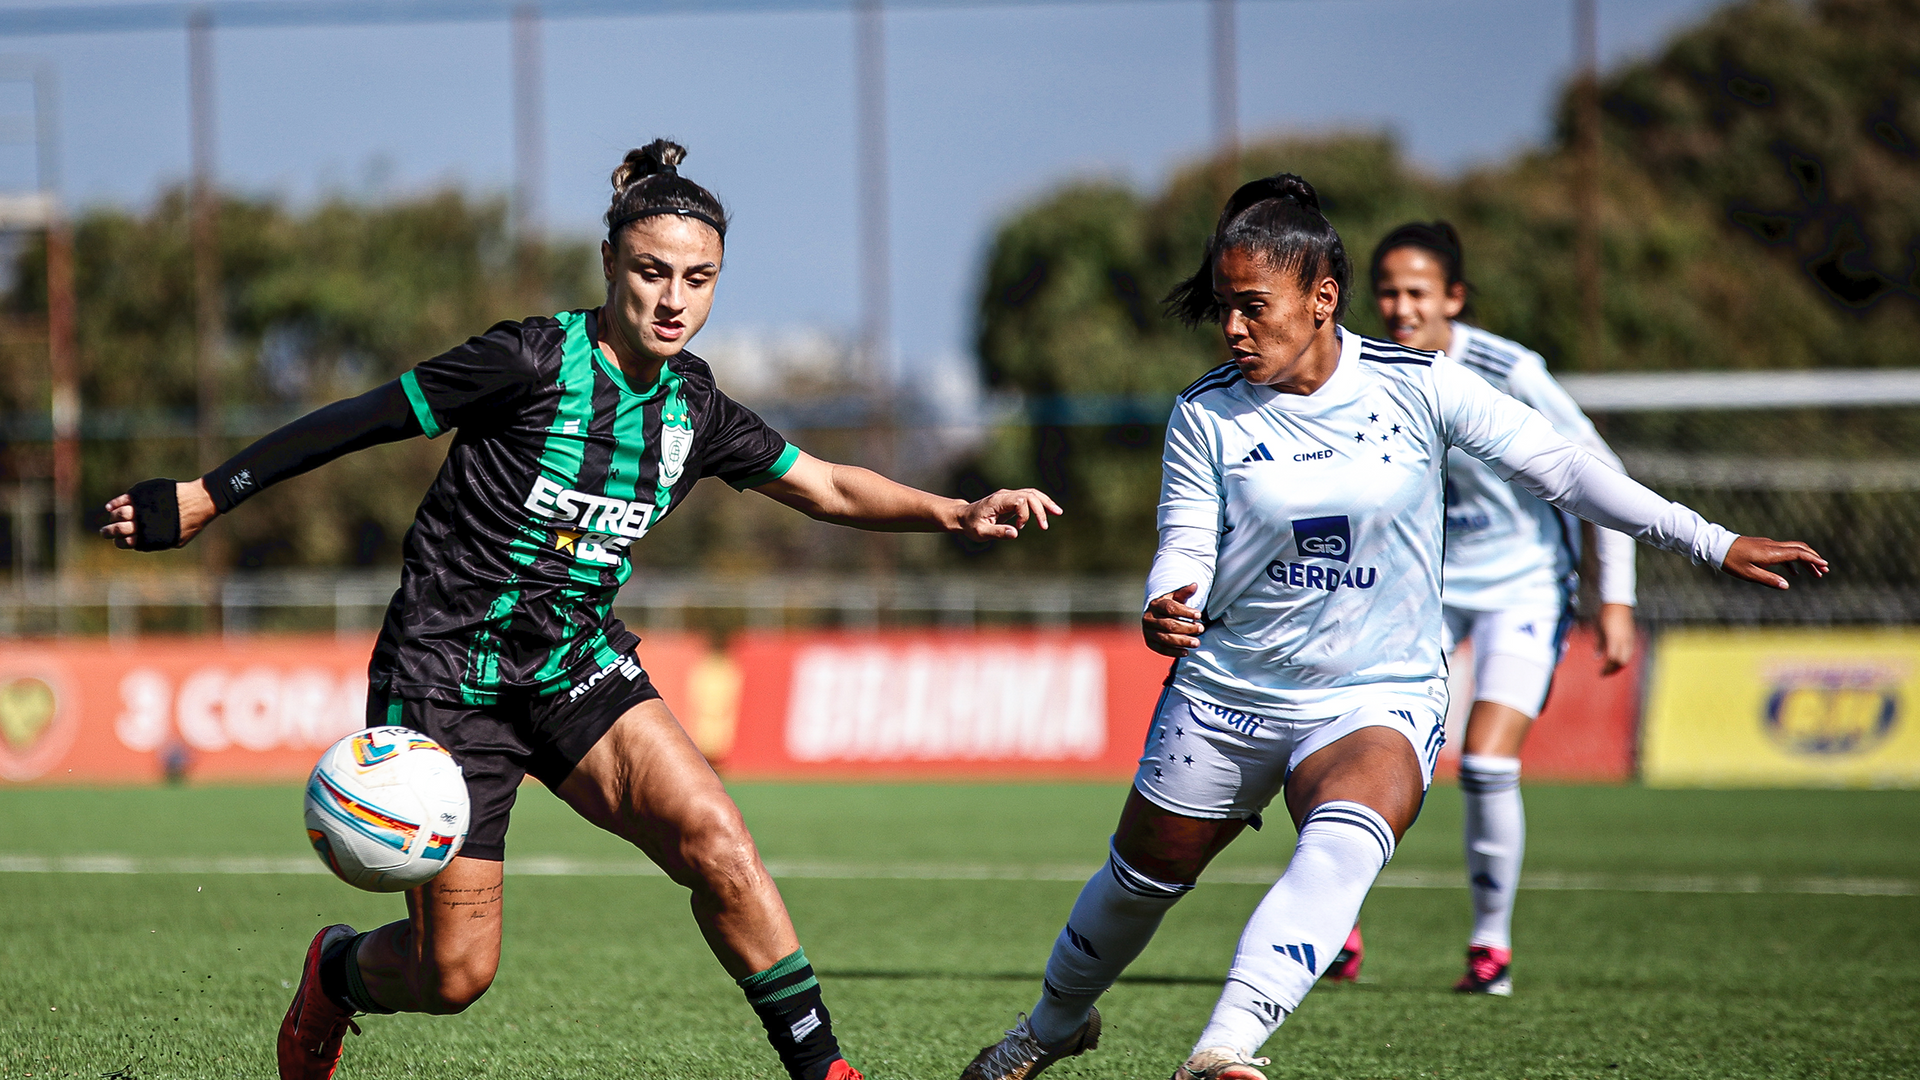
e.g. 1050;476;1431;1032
1369;220;1466;289
1164;172;1351;327
605;139;729;244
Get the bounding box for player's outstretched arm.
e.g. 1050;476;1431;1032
99;380;424;551
752;449;1061;540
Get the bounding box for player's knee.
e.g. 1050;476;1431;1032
421;956;497;1014
676;797;763;895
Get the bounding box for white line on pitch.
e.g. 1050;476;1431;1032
0;854;1911;897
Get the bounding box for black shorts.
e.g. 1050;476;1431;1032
366;649;661;861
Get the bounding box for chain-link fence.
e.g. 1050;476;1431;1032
1600;399;1920;625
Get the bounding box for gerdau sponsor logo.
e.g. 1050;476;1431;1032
1270;514;1377;592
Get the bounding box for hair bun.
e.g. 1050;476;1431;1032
1218;172;1322;231
612;139;688;191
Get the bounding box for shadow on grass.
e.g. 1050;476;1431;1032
819;969;1226;987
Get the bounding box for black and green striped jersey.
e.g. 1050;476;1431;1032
370;308;796;703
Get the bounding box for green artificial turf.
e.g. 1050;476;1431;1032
2;783;1916;1079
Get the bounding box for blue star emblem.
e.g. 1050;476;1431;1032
1183;755;1195;765
1381;454;1392;463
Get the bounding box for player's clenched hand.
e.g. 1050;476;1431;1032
1594;602;1636;677
1143;583;1205;658
1720;536;1828;590
955;488;1062;541
99;479;218;550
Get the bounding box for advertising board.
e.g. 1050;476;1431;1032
721;629;1169;779
1642;629;1920;787
0;633;705;784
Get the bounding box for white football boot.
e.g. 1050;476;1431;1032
1170;1047;1272;1080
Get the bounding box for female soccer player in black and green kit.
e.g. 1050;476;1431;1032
100;140;1062;1080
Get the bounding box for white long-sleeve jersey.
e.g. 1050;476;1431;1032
1145;329;1736;720
1443;322;1636;611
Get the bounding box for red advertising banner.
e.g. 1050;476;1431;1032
720;626;1641;782
722;629;1172;779
0;633;707;785
0;626;1636;785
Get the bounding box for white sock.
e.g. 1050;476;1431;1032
1028;842;1191;1046
1194;801;1394;1058
1459;752;1524;951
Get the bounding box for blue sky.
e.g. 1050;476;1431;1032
0;0;1724;379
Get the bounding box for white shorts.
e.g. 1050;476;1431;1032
1441;603;1573;719
1132;686;1447;821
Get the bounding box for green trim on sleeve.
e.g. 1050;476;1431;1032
730;441;801;490
399;370;445;439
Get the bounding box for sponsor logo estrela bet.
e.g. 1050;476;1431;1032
523;477;657;567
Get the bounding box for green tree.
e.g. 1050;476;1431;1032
963;0;1920;577
2;187;600;573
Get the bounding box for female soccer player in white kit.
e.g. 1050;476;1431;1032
957;174;1825;1080
1369;221;1637;994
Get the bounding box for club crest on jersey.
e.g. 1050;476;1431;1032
1292;515;1351;562
524;476;657;566
658;422;693;487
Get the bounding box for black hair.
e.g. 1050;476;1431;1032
1164;172;1352;327
605;139;729;244
1369;220;1466;289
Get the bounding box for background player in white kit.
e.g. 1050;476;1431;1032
1363;221;1639;994
956;173;1825;1080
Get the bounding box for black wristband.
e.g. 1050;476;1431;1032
126;478;181;552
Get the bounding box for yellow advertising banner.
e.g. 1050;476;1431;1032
1643;629;1920;787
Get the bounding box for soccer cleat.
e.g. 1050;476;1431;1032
1324;924;1364;983
1170;1047;1272;1080
959;1008;1100;1080
278;924;363;1080
1453;944;1513;996
825;1059;867;1080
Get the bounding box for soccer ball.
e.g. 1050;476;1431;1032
304;727;470;893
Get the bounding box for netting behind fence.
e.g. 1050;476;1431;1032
1605;406;1920;624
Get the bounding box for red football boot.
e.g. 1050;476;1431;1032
825;1060;866;1080
1453;944;1513;996
1324;924;1364;983
278;924;362;1080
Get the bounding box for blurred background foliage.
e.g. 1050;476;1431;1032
959;0;1920;575
0;190;601;572
0;0;1914;581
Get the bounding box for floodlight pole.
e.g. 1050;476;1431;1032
511;2;544;297
189;7;219;474
189;6;225;599
1210;0;1238;176
855;0;890;390
38;64;77;578
855;0;895;574
1573;0;1602;370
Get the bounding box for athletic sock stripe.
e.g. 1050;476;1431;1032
745;973;821;1005
1107;846;1193;899
1301;805;1396;864
1459;771;1522;794
1305;808;1394;861
740;948;812;989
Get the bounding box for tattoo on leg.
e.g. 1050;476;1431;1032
433;883;502;916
